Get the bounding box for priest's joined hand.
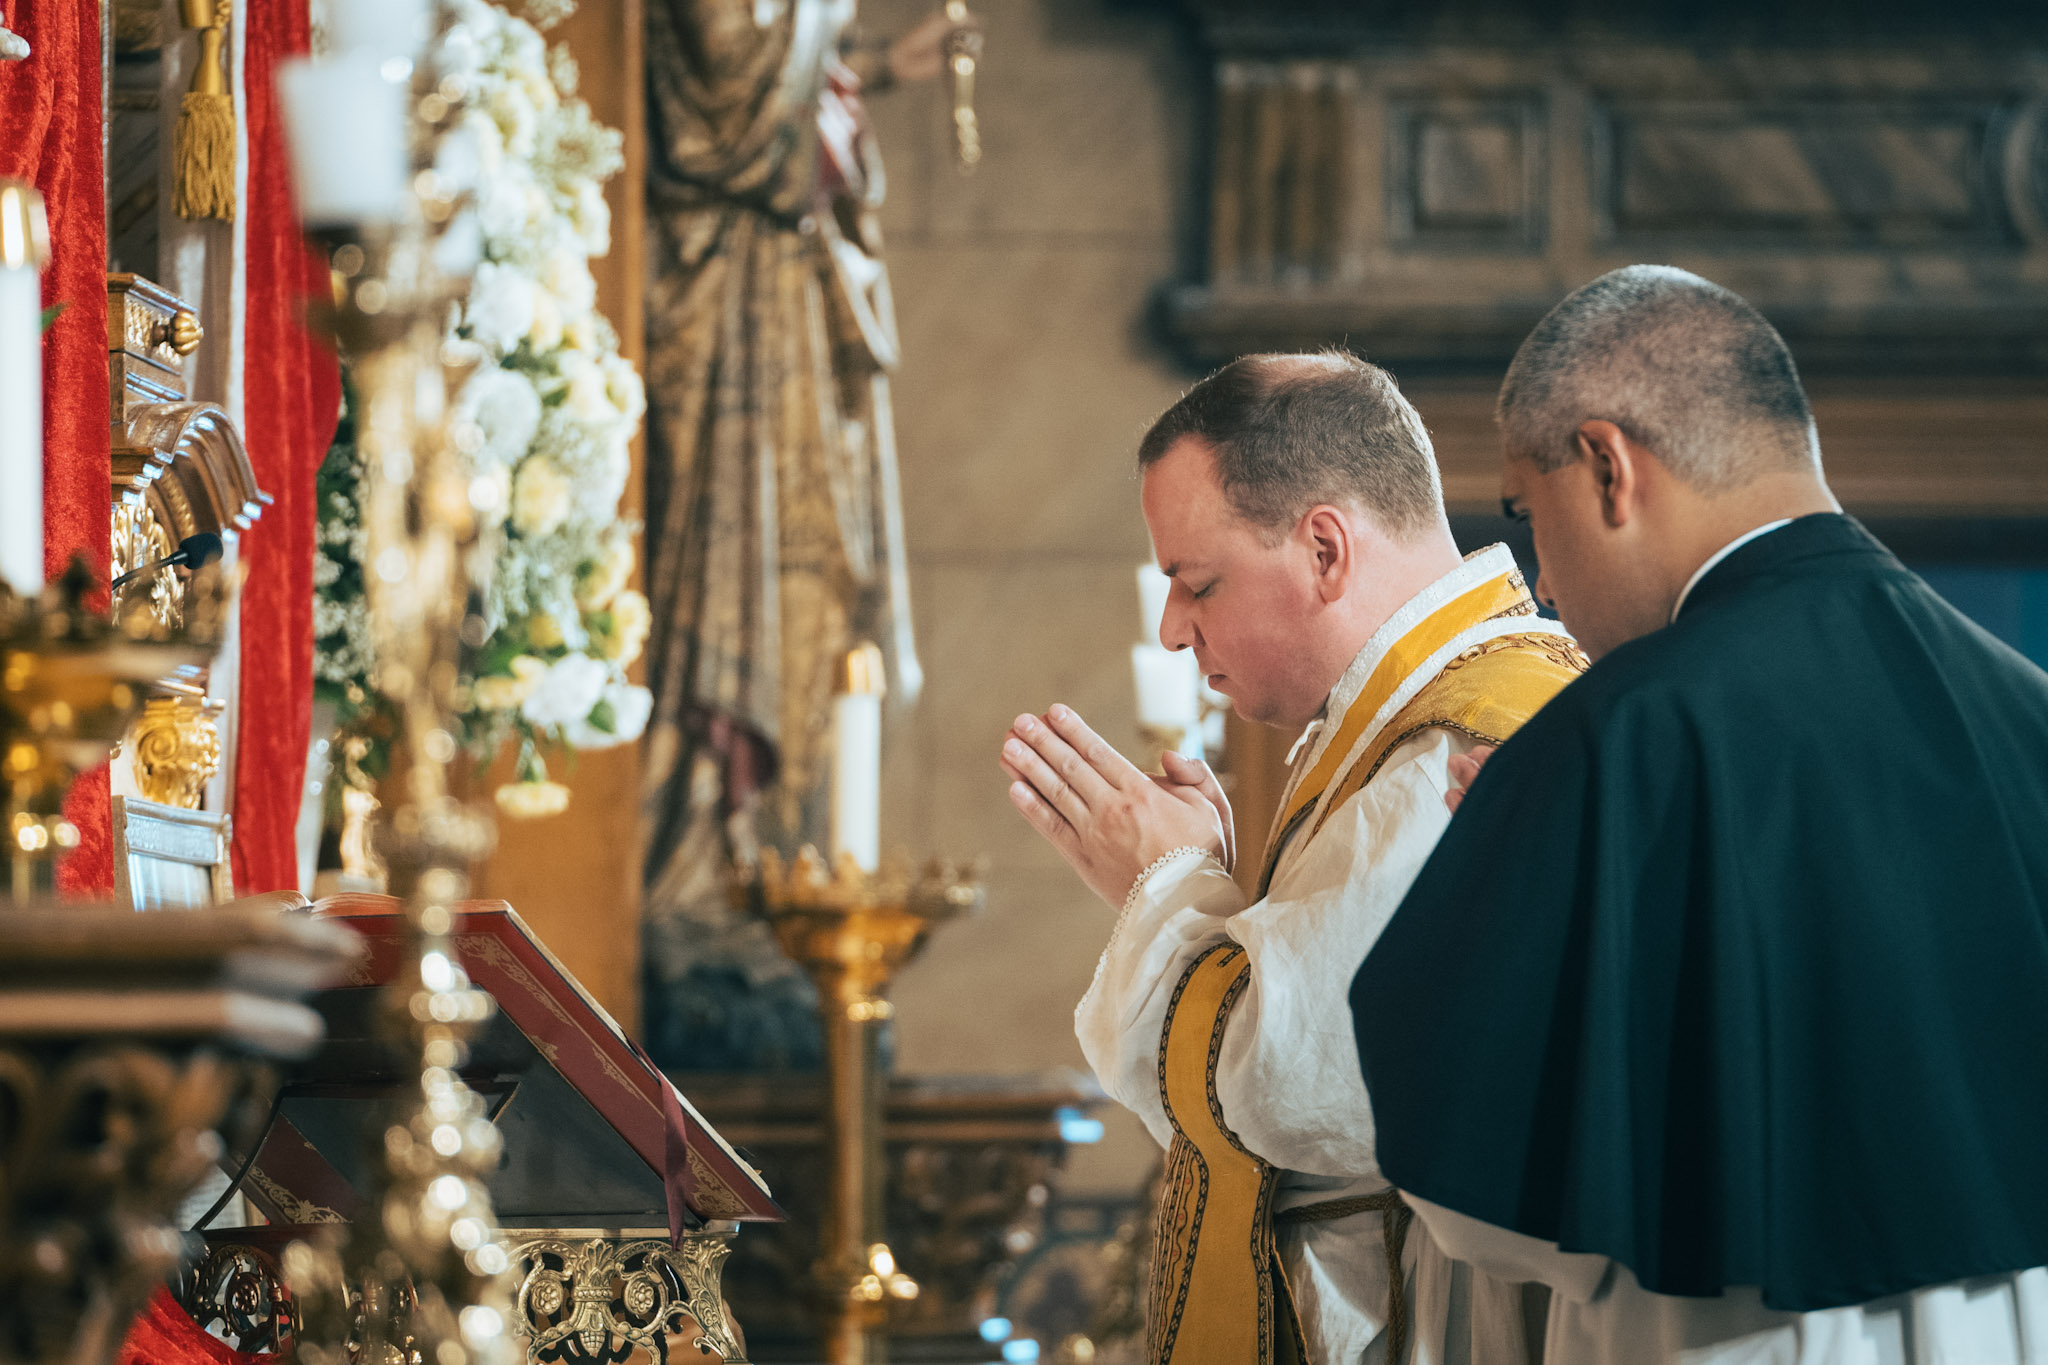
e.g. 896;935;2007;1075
1001;704;1229;909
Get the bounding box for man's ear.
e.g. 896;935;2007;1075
1575;420;1642;529
1301;505;1352;603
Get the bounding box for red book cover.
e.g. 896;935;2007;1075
240;895;779;1230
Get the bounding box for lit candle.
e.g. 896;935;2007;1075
830;642;887;874
1136;562;1171;643
0;180;48;597
277;53;410;229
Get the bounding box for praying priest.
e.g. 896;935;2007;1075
1001;354;1586;1365
1351;266;2048;1364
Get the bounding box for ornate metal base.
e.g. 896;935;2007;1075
507;1228;746;1365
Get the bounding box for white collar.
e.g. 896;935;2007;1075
1288;544;1522;774
1670;519;1793;623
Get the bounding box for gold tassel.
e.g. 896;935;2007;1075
174;90;237;221
174;0;235;222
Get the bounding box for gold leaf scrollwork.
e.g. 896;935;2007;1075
132;695;223;809
111;500;184;629
509;1235;748;1364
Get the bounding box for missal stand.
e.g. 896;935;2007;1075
181;895;782;1363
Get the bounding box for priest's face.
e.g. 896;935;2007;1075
1141;438;1334;728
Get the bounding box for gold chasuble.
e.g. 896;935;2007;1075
1145;561;1585;1365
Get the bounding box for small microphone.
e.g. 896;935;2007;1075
111;532;224;592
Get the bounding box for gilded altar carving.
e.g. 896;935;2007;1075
508;1234;747;1364
111;500;182;629
130;694;224;808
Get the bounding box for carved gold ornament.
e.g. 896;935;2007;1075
131;694;223;809
508;1235;747;1364
111;500;184;630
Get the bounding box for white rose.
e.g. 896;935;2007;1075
542;247;596;313
575;536;635;610
590;589;651;669
563;681;652;750
562;311;600;354
600;354;645;426
527;288;564;353
494;779;570;820
453;367;542;467
571;180;610;255
510;456;572;537
558;351;617;423
464;261;535;355
520;652;608;729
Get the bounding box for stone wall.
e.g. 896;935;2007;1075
860;0;1198;1196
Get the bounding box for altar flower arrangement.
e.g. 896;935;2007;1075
314;0;651;820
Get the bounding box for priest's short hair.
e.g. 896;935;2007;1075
1138;351;1445;542
1499;266;1820;490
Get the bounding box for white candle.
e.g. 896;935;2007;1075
277;54;410;228
326;0;430;64
1132;643;1202;758
0;180;47;597
830;643;887;874
1136;563;1171;643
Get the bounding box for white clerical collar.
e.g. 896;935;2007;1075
1670;519;1793;623
1288;544;1522;774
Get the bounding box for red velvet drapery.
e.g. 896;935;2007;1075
117;1288;283;1365
231;0;341;895
0;0;113;894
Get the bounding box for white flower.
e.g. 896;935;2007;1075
571;180;610;254
476;169;537;250
562;310;600;354
488;78;539;158
600;354;645;426
563;681;652;750
590;589;651;668
520;652;608;729
465;261;535;355
527;288;564;352
575;536;634;610
471;654;549;712
495;779;570;820
557;351;617;424
571;436;631;523
454;367;542;467
510;456;572;536
542;246;596;312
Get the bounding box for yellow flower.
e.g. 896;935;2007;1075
575;538;634;611
494;779;570;820
592;589;651;668
470;655;547;713
528;611;566;650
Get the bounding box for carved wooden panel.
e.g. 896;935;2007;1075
1164;46;2048;374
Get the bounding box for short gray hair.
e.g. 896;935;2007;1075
1137;352;1445;541
1498;266;1819;490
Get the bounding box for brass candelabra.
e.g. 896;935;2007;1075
740;849;983;1365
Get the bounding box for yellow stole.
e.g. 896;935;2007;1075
1146;586;1586;1365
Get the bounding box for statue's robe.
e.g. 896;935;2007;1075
1351;515;2048;1363
1078;546;1583;1365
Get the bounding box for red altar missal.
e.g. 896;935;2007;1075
232;894;780;1232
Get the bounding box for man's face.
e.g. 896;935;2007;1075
1501;446;1653;661
1140;438;1329;728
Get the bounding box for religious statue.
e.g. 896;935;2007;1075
641;0;976;1068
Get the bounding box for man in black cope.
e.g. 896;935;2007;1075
1350;265;2048;1364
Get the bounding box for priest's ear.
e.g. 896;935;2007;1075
1573;419;1645;528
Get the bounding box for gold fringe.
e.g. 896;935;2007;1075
173;90;237;222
